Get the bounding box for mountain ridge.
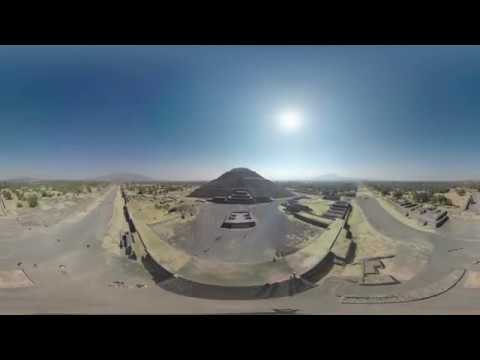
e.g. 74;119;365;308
91;172;155;182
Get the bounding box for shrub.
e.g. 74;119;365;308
433;194;453;206
41;191;48;197
412;191;432;203
27;195;38;208
2;190;12;200
17;202;23;208
393;191;403;199
15;190;24;201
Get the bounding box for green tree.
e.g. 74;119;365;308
15;190;24;201
393;191;403;199
2;190;12;200
27;195;38;208
434;194;453;206
412;191;431;203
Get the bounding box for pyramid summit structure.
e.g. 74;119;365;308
189;167;293;200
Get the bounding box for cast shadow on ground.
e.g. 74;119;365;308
140;251;335;300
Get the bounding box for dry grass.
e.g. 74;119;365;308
376;196;435;233
298;197;331;216
463;271;480;288
348;203;398;259
444;189;470;208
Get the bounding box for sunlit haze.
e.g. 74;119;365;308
278;109;303;133
2;46;480;181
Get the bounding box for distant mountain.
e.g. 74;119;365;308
3;177;41;183
312;174;359;182
92;173;155;183
189;167;293;199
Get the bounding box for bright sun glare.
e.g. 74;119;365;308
278;110;303;132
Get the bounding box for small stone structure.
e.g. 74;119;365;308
341;269;465;304
323;201;352;220
417;209;448;228
392;198;448;228
221;211;256;229
227;188;255;204
281;196;311;213
360;257;399;286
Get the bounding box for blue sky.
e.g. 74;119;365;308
1;45;480;181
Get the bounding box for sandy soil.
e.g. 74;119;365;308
463;271;480;288
0;270;34;288
298;197;331;216
127;184;324;263
376;196;436;233
327;198;432;283
146;202;322;263
128;195;201;243
1;183;479;313
0;185;109;228
102;187;128;257
126;184;199;224
382;256;428;281
278;206;326;249
444;189;470;208
348;203;398;259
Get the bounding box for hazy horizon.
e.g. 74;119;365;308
3;170;480;183
2;46;480;181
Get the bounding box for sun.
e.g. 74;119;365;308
278;109;303;132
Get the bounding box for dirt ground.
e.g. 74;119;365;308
444;188;470;208
0;270;34;288
298;196;331;216
327;203;397;279
0;184;109;228
2;183;479;313
348;203;398;259
463;271;480;288
127;188;201;241
126;184;200;223
128;184;325;265
102;188;128;257
327;199;432;282
376;196;436;233
164;204;323;262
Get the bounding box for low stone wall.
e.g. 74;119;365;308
0;194;7;216
124;198;344;298
157;273;317;300
341;269;466;304
330;230;354;264
293;212;332;228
